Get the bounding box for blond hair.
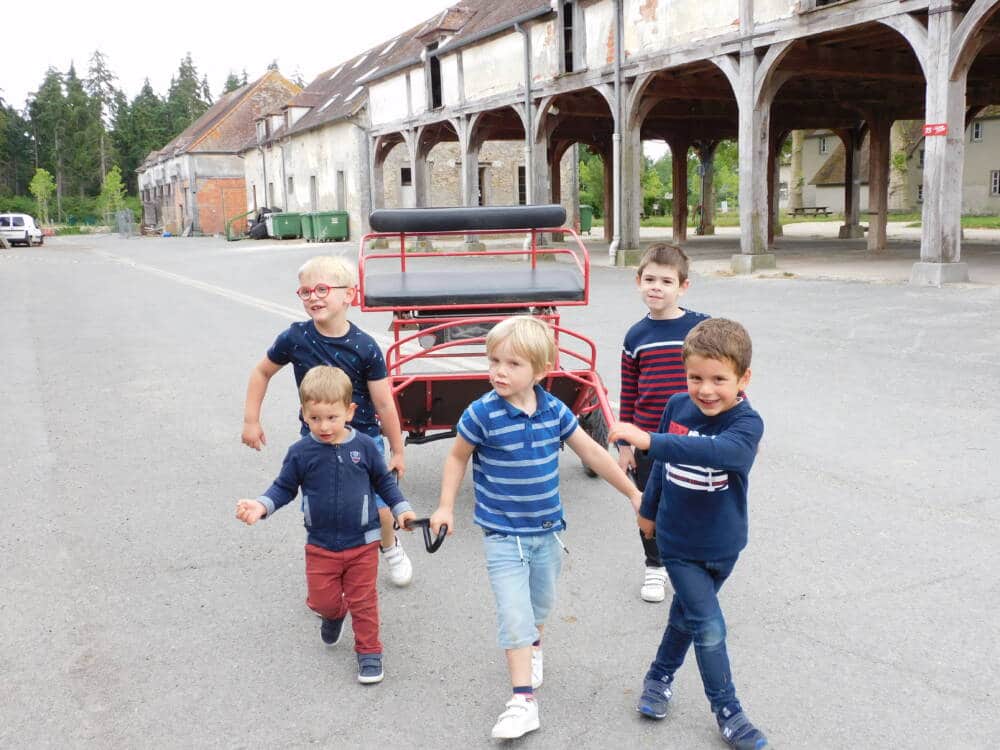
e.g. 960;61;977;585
298;255;356;287
485;316;556;376
683;318;753;376
299;365;353;407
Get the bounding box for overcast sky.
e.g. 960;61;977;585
0;0;450;109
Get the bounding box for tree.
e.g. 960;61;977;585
86;50;121;178
63;64;102;197
578;146;604;217
166;54;211;138
222;72;243;94
29;68;68;219
28;167;56;224
97;164;126;222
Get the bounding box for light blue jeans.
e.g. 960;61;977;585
483;530;563;649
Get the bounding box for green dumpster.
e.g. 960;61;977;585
268;212;302;239
300;212;316;242
313;210;349;242
579;205;593;235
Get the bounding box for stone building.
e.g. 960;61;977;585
137;71;300;236
796;109;1000;215
179;0;1000;285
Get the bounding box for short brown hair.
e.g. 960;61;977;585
683;319;752;376
299;365;353;407
637;243;690;283
485;316;556;376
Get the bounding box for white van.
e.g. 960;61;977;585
0;213;44;246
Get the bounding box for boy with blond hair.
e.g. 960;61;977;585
242;255;414;586
430;316;642;740
618;243;708;603
237;366;416;684
610;319;768;750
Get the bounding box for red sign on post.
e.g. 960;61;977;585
923;123;948;136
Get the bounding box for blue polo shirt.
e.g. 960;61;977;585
457;385;578;535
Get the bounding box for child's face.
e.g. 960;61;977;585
297;270;355;327
303;399;356;444
685;354;751;417
488;338;544;402
637;262;689;319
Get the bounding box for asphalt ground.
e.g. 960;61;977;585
2;233;998;748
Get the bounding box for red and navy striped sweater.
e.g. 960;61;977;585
620;310;709;431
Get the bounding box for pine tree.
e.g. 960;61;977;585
63;64;102;197
86;50;121;179
28;68;68;219
222;72;243;95
166;53;211;138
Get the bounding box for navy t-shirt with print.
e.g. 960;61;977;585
266;320;388;437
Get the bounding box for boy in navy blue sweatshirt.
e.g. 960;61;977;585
610;318;768;750
236;365;416;684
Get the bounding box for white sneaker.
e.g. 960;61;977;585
531;647;543;689
381;538;413;587
641;567;668;603
490;695;540;739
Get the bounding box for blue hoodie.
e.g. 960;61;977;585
258;429;413;552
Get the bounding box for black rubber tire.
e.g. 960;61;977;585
369;204;566;233
578;404;610;478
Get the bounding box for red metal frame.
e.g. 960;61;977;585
356;225;612;438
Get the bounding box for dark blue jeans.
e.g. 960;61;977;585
645;556;740;714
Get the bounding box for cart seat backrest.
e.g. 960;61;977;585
370;204;566;233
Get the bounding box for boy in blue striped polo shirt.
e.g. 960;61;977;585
430;316;642;740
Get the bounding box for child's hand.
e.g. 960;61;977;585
242;421;266;451
430;508;454;536
637;515;655;540
609;422;651;451
236;499;267;525
617;443;636;472
396;510;417;531
388;452;406;480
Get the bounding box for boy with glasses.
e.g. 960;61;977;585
242;255;414;586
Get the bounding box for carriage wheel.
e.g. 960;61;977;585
577;403;610;477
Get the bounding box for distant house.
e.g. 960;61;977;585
800;109;1000;215
137;70;301;235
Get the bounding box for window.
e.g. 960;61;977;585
562;2;575;73
268;182;275;207
400;167;412;187
287;175;294;198
972;121;983;142
336;171;346;211
991;170;1000;196
818;136;828;155
427;42;442;109
12;216;24;227
918;184;923;202
918;149;924;168
517;166;527;205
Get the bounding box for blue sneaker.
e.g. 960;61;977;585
320;617;344;646
717;705;768;749
357;653;384;684
636;677;673;719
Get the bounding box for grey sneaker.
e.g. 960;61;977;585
357;653;384;684
717;706;768;749
636;676;673;719
320;617;344;646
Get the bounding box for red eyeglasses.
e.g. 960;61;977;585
296;284;348;300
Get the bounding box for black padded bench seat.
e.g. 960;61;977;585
363;266;585;307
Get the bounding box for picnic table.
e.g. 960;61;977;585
790;206;832;217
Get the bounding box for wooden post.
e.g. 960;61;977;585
667;137;690;244
866;117;891;253
696;141;718;236
912;3;970;284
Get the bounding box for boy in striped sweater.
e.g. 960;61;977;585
430;316;641;740
610;318;768;750
618;244;708;602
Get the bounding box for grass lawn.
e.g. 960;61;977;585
592;212;1000;230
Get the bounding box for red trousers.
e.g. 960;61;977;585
304;541;381;654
